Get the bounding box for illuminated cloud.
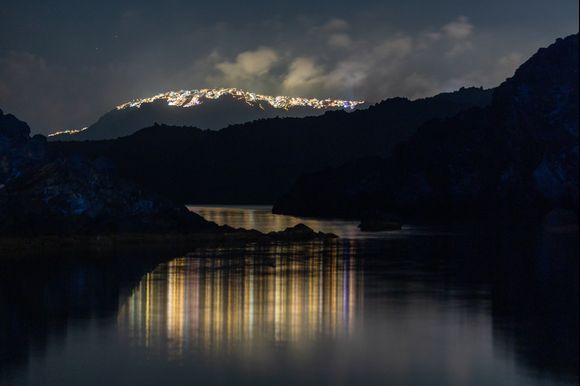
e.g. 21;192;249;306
215;47;280;82
319;18;350;32
328;33;353;48
444;51;525;90
282;58;325;92
323;61;368;90
1;0;576;134
374;36;413;60
442;16;474;39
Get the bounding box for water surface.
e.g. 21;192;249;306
0;206;577;385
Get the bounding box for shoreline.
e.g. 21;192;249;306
0;223;339;254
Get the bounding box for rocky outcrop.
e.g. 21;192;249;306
273;34;579;221
0;109;46;187
0;109;216;236
264;223;337;241
0;109;338;242
0;157;216;235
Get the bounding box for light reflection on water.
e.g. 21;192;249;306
1;207;577;385
118;245;362;360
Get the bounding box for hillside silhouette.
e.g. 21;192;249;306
273;34;579;221
51;87;491;204
49;91;364;141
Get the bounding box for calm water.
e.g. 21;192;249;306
0;206;577;385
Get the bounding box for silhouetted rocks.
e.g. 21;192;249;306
0;157;216;236
0;109;340;242
0;109;217;237
274;34;579;222
265;223;337;241
50;87;492;204
543;208;578;232
0;109;46;187
215;223;337;242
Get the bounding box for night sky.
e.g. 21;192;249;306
1;0;578;134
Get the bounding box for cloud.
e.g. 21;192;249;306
291;18;479;100
497;52;525;72
446;41;474;57
319;18;350;32
215;47;280;82
414;16;475;58
403;73;439;96
282;56;368;95
282;57;324;92
450;51;524;89
374;36;413;60
323;60;368;90
0;11;545;134
182;16;510;103
442;16;473;39
328;33;353;48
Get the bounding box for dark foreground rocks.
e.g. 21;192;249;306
543;208;579;233
0;156;217;236
264;223;337;240
0;223;338;254
0;112;215;236
0;109;335;246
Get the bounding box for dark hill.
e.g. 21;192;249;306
49;92;363;141
0;109;215;236
51;87;492;204
273;34;579;221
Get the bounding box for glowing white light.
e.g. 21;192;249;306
114;88;364;111
49;89;365;137
47;127;89;137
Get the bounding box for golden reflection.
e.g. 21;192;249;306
117;242;363;357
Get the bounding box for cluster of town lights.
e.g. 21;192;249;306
47;127;88;137
115;88;364;111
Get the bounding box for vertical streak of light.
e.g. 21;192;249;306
118;241;362;356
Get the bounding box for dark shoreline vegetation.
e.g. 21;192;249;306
0;34;577;241
0;225;338;255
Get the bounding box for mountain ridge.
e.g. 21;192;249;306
48;88;364;141
50;86;492;204
272;34;579;220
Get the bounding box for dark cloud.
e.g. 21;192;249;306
0;1;578;134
